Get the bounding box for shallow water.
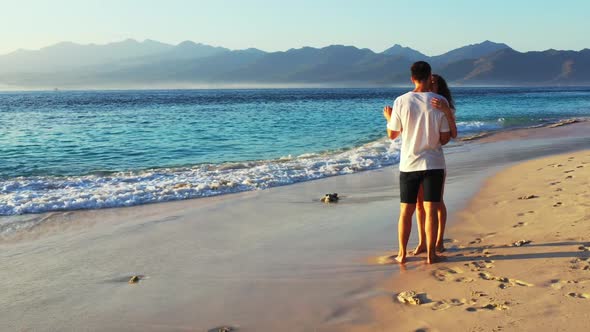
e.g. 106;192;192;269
1;87;590;216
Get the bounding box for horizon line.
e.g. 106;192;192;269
3;84;590;93
2;38;588;58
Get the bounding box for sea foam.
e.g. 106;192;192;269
0;139;402;216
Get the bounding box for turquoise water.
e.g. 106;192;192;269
1;87;589;216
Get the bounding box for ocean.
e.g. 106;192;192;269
1;87;589;217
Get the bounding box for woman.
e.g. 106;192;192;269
413;74;457;255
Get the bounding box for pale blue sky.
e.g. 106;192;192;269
1;0;588;55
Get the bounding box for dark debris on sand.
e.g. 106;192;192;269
320;193;339;203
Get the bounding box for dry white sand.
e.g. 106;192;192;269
1;122;589;331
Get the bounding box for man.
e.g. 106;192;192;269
383;61;451;264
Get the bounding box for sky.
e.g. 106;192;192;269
1;0;588;56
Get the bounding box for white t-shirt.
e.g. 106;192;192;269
387;91;450;172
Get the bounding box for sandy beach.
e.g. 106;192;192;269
1;121;589;331
343;148;590;332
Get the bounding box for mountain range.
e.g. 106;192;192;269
1;39;588;89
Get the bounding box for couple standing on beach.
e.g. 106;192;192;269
383;61;457;264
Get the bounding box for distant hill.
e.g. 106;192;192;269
150;41;230;60
431;40;511;65
382;44;428;62
439;48;590;84
0;39;173;73
0;39;589;88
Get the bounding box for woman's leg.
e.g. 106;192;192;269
436;173;447;252
412;185;427;255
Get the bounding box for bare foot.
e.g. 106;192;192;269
427;254;445;264
412;244;426;256
395;255;407;264
436;245;446;253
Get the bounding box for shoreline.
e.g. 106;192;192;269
1;118;588;219
1;122;589;331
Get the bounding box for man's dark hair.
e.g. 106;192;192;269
411;61;431;82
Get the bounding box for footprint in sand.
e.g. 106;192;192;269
466;260;495;271
513;221;527;228
571;257;590;263
478;272;534;288
481;303;510;310
482;249;494;258
431;298;466;311
577;165;584;169
478;271;496;281
550;279;570;290
567;292;590;299
555;188;563;192
548;279;590;290
454;276;475;283
469;238;483;245
569;257;590;272
466;301;510;312
564;170;575;173
432;266;465;282
434;267;475;283
549;181;561;186
468;246;494;257
471;291;488;298
553;202;563;207
578;244;590;252
511;279;535;287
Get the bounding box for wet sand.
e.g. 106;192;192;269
1;122;589;331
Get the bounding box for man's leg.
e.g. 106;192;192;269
397;171;422;263
422;169;445;264
396;203;416;263
412;186;426;255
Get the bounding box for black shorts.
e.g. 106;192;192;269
399;169;445;204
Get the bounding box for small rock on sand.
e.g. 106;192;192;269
208;327;236;332
518;195;539;200
320;193;339;203
513;240;532;247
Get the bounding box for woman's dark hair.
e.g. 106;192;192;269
433;74;454;109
